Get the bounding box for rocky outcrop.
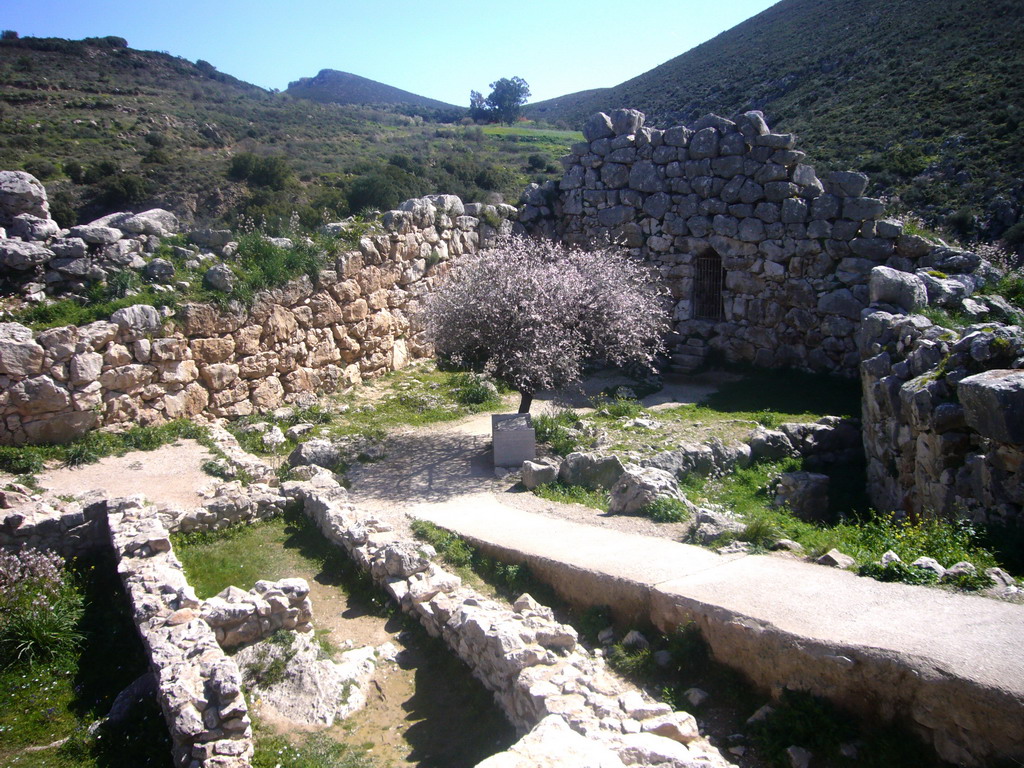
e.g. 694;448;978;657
860;309;1024;524
200;578;313;649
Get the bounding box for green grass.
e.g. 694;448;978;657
0;419;212;478
252;729;377;768
172;509;392;615
0;553;171;767
639;497;692;523
227;364;506;458
14;289;176;331
684;459;1003;576
918;306;968;330
533;408;584;456
410;519;561;608
532;481;610;512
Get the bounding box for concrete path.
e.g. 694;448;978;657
412;498;1024;694
344;379;1024;764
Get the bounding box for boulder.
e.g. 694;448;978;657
869;266;928;311
0;323;45;376
204;263;236;292
0;170;49;226
110;304;163;338
0;238;54;270
773;471;830;521
9;213;59;241
608;466;687;515
583;112;615;143
748;428;797;461
690;509;744;544
288;438;343;469
119;208;178;236
142;258;175;282
816;549;856;569
67;224;123;245
558;452;625;490
610;108;645;136
475;715;627;768
958;370;1024;444
521;458;559;490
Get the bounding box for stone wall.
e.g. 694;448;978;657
286;470;734;768
107;496;254;768
0;195;516;445
519;109;999;373
859;301;1024;524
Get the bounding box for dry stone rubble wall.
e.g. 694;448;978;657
0;193;515;445
285;470;734;768
859;304;1024;525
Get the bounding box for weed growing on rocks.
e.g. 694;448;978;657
252;728;377;768
532;481;610;512
640;497;691;523
532;408;584;456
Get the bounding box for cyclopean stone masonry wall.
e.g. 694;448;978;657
859;295;1024;525
0;196;516;445
519;109;995;374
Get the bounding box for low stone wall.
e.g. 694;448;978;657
0;194;516;446
285;470;734;768
0;491;108;556
859;308;1024;524
520;109;999;374
201;577;313;650
107;496;254;768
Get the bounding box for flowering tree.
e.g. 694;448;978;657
425;235;667;413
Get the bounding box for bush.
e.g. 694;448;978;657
0;548;84;666
641;497;691;523
858;561;939;585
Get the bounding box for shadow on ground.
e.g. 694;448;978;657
349;432;497;505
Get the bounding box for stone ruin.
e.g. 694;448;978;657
520;108;1015;374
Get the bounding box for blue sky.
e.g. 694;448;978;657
2;1;779;105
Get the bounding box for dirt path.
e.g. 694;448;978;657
36;440;217;509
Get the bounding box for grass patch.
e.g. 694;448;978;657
685;459;1003;577
918;306;967;330
252;728;377;768
14;289;176;331
172;509;392;616
410;519;561;608
0;552;171;767
532;481;609;512
533;408;584;456
639;497;691;523
0;419;210;476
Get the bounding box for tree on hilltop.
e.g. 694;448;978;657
425;235;667;413
468;76;531;125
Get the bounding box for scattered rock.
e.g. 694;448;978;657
521;458;559;490
911;556;946;578
786;745;813;768
816;549;856;569
558;451;626;490
608;465;687;515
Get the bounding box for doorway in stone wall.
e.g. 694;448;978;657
693;251;725;321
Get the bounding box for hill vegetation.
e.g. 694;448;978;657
285;68;462;119
0;36;575;232
525;0;1024;246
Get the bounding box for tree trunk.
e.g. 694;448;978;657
517;391;534;414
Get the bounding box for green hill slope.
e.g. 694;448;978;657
0;36;571;230
526;0;1024;242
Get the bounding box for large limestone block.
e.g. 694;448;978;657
475;715;626;768
119;208;178;236
0;170;49;226
958;370;1024;444
0;322;45;376
559;452;625;490
869;266;928;311
0;238;54;270
608;466;687;515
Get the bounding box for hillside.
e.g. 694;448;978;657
286;69;460;116
525;0;1024;244
0;36;571;231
